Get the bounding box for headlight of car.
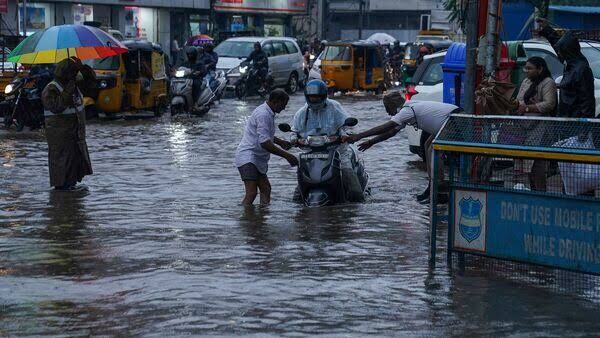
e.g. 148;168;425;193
239;65;248;74
99;80;108;89
175;70;186;78
4;84;13;94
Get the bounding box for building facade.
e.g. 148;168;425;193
212;0;309;39
11;0;211;53
326;0;447;42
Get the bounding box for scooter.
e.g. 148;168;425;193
170;67;228;116
1;73;47;131
278;117;370;207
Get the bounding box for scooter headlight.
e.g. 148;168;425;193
394;81;400;86
306;135;328;147
99;80;108;89
4;84;13;94
239;66;248;74
309;54;316;61
175;70;186;78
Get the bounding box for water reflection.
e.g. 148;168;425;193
1;94;599;336
39;190;101;279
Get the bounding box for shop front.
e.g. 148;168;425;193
213;0;307;38
16;0;209;54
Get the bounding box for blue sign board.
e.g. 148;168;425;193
452;189;600;274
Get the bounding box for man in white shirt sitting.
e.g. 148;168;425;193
344;91;462;204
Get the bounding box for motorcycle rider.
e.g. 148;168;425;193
243;42;269;91
197;45;217;91
291;79;364;202
390;41;404;60
204;42;219;72
181;46;206;103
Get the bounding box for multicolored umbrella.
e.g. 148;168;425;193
8;24;128;64
187;34;213;46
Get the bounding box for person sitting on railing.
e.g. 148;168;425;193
513;56;557;192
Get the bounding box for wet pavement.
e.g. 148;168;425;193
1;93;599;336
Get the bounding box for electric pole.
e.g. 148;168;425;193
464;0;478;114
358;0;364;39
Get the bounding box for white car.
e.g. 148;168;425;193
308;52;322;81
406;40;600;158
214;37;305;93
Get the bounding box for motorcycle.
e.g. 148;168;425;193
384;55;403;89
234;61;272;100
170;67;227;116
1;73;47;131
278;117;370;207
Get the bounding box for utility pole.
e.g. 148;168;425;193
358;0;364;40
484;0;499;76
22;0;26;37
464;0;478;114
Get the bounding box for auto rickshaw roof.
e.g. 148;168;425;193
326;40;382;48
123;39;164;53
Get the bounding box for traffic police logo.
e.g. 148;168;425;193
459;197;483;243
453;190;487;252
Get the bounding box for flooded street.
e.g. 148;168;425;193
1;94;599;336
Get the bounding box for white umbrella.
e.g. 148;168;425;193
367;33;397;45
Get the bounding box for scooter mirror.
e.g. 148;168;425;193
344;117;358;127
278;123;292;132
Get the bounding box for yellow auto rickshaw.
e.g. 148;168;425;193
320;41;385;93
84;39;168;118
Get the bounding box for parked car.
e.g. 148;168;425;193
406;39;600;158
214;37;305;94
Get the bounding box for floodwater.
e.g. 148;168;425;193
1;94;599;337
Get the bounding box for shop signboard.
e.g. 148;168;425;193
452;189;600;275
19;6;46;31
214;0;307;14
0;0;7;14
73;5;93;25
124;6;141;39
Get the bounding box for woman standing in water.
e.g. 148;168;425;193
42;57;96;191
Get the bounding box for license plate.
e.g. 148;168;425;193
5;95;14;100
301;153;329;159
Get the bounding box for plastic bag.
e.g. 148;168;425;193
554;133;600;196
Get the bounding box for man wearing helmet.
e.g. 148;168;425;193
291;79;364;201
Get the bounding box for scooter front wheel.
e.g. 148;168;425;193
3;114;12;129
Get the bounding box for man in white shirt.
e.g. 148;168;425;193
344;91;462;203
235;89;299;206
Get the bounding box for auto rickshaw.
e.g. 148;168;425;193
320;41;385;93
84;39;168;119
